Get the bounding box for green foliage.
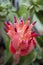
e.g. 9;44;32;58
0;0;43;65
33;0;43;5
0;0;16;22
18;5;30;20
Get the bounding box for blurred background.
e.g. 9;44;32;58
0;0;43;65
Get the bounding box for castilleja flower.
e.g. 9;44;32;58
4;16;39;56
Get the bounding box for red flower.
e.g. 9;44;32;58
4;16;39;56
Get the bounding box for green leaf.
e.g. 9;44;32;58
32;62;39;65
36;36;43;47
19;0;30;6
32;13;43;31
33;0;43;5
35;47;42;59
0;0;16;22
37;5;43;11
36;11;43;24
2;51;12;65
18;5;30;20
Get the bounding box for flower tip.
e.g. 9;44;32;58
28;17;30;20
14;16;17;23
14;16;16;19
32;33;40;37
4;28;8;33
14;27;17;32
7;21;10;25
32;21;37;25
35;34;40;37
31;30;36;34
20;18;23;22
4;21;6;25
20;19;23;22
36;34;40;36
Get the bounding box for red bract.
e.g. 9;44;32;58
4;16;38;56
